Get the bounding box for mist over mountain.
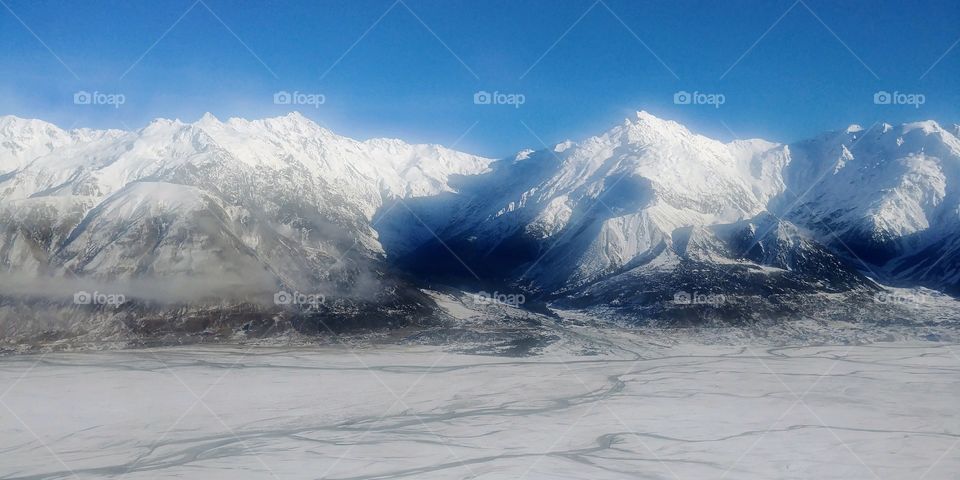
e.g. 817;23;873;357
0;112;491;343
2;111;959;345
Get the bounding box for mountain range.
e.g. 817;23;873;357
2;111;959;345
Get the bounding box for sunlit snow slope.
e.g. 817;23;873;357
2;111;959;343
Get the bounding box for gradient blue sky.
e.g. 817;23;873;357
1;0;957;157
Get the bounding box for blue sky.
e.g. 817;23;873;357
1;0;957;157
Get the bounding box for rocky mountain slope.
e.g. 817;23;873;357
387;112;960;322
776;121;960;294
0;113;492;343
1;111;958;346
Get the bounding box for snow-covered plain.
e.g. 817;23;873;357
1;339;958;479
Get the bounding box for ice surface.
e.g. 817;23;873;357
1;341;957;479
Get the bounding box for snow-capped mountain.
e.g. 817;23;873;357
2;110;958;345
775;121;960;293
388;113;823;282
0;112;491;342
387;111;959;319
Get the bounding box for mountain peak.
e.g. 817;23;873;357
902;120;943;135
554;140;575;152
583;110;700;153
259;111;328;134
0;115;63;135
630;110;689;135
0;114;26;126
145;117;185;130
196;112;221;125
279;111;312;124
633;110;676;128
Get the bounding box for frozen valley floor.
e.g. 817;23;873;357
1;335;958;480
